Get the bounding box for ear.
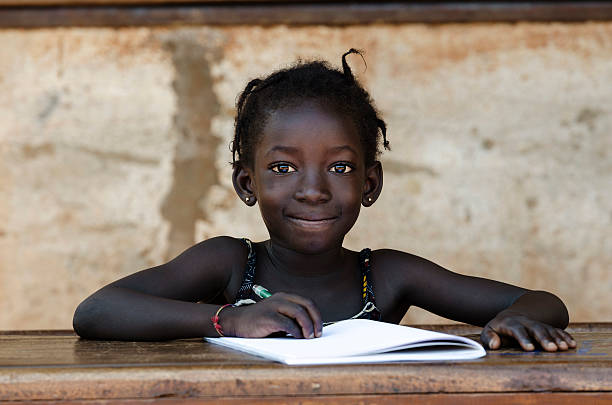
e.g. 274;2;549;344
362;161;383;207
232;164;257;206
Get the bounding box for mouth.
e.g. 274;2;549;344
286;215;339;228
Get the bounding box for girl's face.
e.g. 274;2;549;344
240;101;381;254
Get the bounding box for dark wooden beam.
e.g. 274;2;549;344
1;2;612;28
1;0;351;4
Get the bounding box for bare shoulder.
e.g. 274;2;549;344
368;249;431;299
363;249;433;322
368;248;461;299
182;236;249;269
108;236;249;302
370;248;433;275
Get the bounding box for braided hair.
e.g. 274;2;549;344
231;49;389;169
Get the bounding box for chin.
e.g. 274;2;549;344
265;219;355;254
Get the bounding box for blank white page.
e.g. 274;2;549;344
205;319;485;364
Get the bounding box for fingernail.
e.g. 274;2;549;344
547;342;557;350
526;343;534;350
559;342;568;349
308;333;314;339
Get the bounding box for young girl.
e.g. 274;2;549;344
73;49;576;352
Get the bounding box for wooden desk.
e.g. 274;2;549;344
1;324;610;404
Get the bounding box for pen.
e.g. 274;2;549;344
252;284;272;299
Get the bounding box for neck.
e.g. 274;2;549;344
264;239;347;278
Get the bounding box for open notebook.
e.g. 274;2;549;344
205;319;486;365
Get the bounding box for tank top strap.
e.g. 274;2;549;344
234;241;382;321
358;248;382;321
236;238;257;301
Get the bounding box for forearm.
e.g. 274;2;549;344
503;290;569;329
73;286;225;340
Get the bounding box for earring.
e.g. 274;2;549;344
367;197;372;202
245;197;250;202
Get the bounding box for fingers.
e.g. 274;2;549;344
267;293;322;339
277;302;316;339
527;323;558;352
281;293;323;337
558;328;577;348
273;313;304;339
506;324;536;351
550;329;569;350
485;315;578;352
480;326;501;350
527;324;579;352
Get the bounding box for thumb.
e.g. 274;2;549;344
481;326;501;350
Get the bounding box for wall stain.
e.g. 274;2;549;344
161;32;221;260
73;145;159;166
21;143;158;165
38;92;59;122
576;107;603;132
525;197;538;210
408;23;612;74
22;143;56;159
481;139;495;150
382;160;438;177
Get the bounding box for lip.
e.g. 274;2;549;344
286;215;339;228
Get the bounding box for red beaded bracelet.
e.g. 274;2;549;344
211;304;233;336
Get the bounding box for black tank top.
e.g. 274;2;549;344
234;239;382;323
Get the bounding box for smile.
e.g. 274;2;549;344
286;216;338;228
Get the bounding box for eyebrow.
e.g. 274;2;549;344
264;144;358;157
328;145;358;155
265;145;300;157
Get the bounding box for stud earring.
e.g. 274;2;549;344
245;197;250;202
367;197;372;202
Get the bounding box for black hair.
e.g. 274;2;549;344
231;49;389;169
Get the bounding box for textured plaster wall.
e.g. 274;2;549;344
0;23;610;329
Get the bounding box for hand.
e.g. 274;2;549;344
220;292;323;339
481;310;576;351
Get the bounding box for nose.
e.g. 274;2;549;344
294;168;331;204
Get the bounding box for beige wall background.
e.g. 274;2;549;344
1;22;610;330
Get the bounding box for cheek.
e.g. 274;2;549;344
256;175;293;202
329;177;364;220
255;177;294;225
331;175;363;199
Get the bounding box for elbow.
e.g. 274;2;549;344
554;296;569;329
73;297;103;339
508;290;570;329
535;290;570;329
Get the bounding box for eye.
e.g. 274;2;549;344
270;163;296;174
329;163;353;174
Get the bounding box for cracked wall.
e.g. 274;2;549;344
0;23;610;329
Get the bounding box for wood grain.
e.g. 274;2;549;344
3;393;611;405
1;2;612;28
0;0;338;5
0;325;610;402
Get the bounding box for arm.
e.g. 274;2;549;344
376;250;575;351
73;236;322;341
73;236;243;340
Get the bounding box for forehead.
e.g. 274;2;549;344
257;101;363;158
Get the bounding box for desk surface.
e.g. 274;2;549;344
1;324;610;404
